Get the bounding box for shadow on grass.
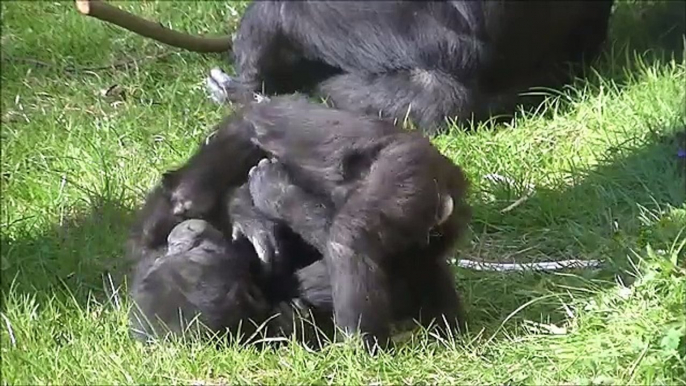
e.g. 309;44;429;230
461;127;685;330
609;0;685;63
2;127;683;341
0;195;137;308
508;0;685;122
569;0;686;98
0;0;683;343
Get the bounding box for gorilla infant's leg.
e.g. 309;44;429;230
228;179;331;342
267;260;335;348
229;187;335;347
246;157;391;349
161;113;265;222
242;160;339;310
294;260;336;346
247;158;334;253
412;258;467;333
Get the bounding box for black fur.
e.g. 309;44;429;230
163;92;472;350
206;0;614;133
126;183;333;346
128;218;270;342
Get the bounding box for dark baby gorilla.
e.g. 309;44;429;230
162;90;472;350
126;181;334;346
206;0;614;134
128;217;269;342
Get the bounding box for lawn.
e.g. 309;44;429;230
1;1;685;384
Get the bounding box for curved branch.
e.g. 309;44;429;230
75;0;232;53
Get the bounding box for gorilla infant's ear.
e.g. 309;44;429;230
437;193;454;225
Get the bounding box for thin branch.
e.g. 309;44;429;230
75;0;232;53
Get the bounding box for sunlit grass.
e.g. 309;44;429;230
1;1;685;384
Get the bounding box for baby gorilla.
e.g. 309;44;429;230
128;218;271;342
164;92;473;351
126;182;335;346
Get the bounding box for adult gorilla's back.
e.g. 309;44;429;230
206;0;615;134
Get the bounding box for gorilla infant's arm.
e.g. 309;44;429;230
159;113;266;223
227;183;283;267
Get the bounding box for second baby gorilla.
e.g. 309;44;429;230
207;0;615;133
144;85;472;350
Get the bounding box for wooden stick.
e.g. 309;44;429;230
75;0;232;53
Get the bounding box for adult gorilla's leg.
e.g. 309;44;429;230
317;70;486;134
207;3;340;105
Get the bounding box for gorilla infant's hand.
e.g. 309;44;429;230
248;158;301;221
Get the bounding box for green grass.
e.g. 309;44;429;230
1;1;685;384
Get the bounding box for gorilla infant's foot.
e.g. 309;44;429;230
162;169;221;220
248;158;298;220
205;67;267;105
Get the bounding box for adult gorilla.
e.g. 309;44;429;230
207;1;615;133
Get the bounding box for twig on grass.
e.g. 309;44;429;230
471;173;604;272
75;0;231;53
455;258;603;272
482;173;536;213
